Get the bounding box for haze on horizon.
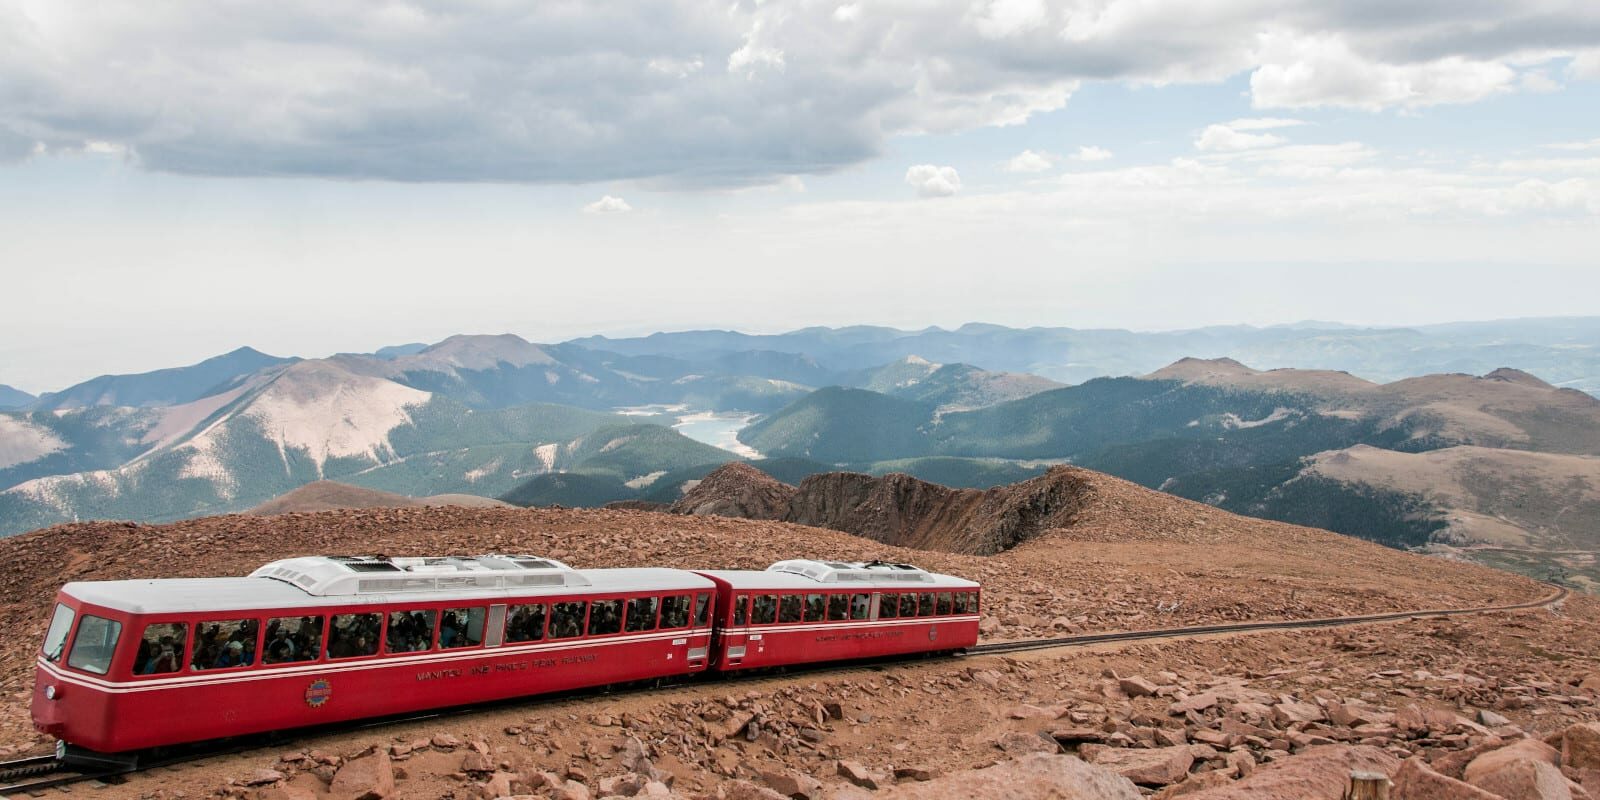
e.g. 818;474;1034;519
1;1;1598;391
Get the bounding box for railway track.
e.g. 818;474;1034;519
0;585;1568;797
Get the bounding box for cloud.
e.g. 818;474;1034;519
1251;33;1518;110
583;196;633;214
1004;149;1057;172
1073;145;1114;162
906;165;962;197
1546;138;1600;151
1196;124;1287;152
0;2;1593;185
1225;118;1305;131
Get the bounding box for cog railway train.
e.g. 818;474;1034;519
32;555;980;761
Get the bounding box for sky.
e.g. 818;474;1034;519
1;0;1599;392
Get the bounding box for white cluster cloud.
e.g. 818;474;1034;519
583;196;634;214
1196;124;1287;152
0;1;1594;184
1004;150;1057;173
1073;145;1114;162
906;165;962;197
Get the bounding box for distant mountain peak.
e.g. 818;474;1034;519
1482;367;1554;389
410;333;555;371
1145;356;1259;382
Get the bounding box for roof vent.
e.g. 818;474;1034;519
766;559;935;584
250;554;589;597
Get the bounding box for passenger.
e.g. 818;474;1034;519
213;640;247;668
134;639;154;675
147;636;180;674
440;612;459;647
265;629;296;663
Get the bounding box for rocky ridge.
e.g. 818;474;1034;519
669;464;1094;555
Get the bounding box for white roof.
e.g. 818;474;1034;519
63;567;715;615
697;560;979;591
249;554;589;597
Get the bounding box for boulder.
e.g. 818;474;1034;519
1176;745;1399;800
866;754;1139;799
1079;744;1195;786
328;750;396;800
1565;723;1600;770
1468;758;1575;800
719;780;787;800
1391;758;1503;800
1121;677;1160;698
550;780;593;800
1465;739;1563;784
836;760;884;790
761;770;822;800
1000;730;1063;754
1152;770;1235;798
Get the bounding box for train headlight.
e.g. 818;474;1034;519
43;685;57;700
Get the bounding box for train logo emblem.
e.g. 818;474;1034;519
928;627;938;642
305;679;333;708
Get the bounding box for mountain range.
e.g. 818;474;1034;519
3;318;1599;588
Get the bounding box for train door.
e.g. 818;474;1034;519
484;604;507;648
686;592;711;669
722;594;749;668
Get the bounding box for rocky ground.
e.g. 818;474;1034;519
0;467;1563;797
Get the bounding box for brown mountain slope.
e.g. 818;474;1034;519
669;463;795;518
670;463;1095;555
1145;357;1600;454
249;480;508;515
0;467;1544;751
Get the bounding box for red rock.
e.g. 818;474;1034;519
760;769;822;800
1465;739;1562;785
1176;745;1399;800
255;785;317;800
1565;723;1600;770
866;754;1139;799
1079;744;1196;786
1153;770;1235;798
1468;758;1575;800
1391;758;1502;800
328;750;396;800
1170;693;1219;715
1121;677;1160;698
719;780;787;800
1000;731;1061;754
836;760;884;790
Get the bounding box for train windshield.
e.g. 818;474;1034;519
42;603;75;662
66;615;122;675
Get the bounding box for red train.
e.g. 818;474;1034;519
32;555;979;762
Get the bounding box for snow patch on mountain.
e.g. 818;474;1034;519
6;466;130;514
534;443;558;471
0;416;67;470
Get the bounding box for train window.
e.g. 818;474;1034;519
953;593;971;614
827;594;850;621
693;593;710;626
133;622;187;675
193;619;258;670
805;594;825;621
937;593;953;615
732;596;748;626
42;604;76;663
660;596;690;629
751;595;778;625
625;597;659;632
264;616;323;664
590;599;624;635
386;610;436;652
327;613;382;659
66;615;121;675
440;608;486;648
779;595;802;623
877;594;899;619
549;601;588;639
918;593;937;617
505;605;545;643
851;594;870;620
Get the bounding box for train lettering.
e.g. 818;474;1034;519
417;654;599;681
814;630;904;642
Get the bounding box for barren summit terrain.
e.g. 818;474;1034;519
0;469;1543;753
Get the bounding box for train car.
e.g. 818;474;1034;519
696;559;980;671
33;555;716;757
